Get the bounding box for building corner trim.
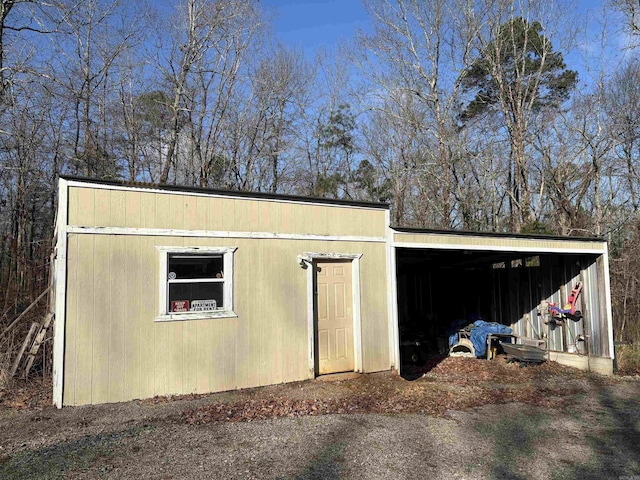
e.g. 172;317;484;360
385;210;399;370
52;178;68;408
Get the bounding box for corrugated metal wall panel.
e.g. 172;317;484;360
501;255;604;356
487;254;607;356
583;259;603;357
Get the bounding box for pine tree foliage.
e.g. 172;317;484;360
460;17;577;122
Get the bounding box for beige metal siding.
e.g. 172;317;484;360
67;186;387;238
393;232;606;253
63;186;390;405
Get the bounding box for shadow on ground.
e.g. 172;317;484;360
552;378;640;479
470;376;640;480
0;425;151;480
474;410;551;479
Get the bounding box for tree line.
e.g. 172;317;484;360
1;0;640;351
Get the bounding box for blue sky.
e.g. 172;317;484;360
264;0;369;55
263;0;631;88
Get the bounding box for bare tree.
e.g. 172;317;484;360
613;0;640;37
606;60;640;213
357;0;484;227
225;44;312;193
41;0;146;178
153;0;263;187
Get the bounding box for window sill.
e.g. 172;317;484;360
155;310;238;322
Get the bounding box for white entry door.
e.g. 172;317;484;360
315;261;354;374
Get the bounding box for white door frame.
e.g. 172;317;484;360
298;252;363;376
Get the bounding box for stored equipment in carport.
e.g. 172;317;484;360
500;342;546;366
541;281;583;326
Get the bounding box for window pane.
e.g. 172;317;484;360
168;254;223;280
169;282;224;312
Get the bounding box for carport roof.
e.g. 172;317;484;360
391;226;606;243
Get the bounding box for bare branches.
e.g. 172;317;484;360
613;0;640;36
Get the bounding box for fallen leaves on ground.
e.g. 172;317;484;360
0;378;52;410
0;357;602;421
182;357;586;425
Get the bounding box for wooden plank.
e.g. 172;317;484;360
258;240;270;386
94;189;111;227
207;317;223;392
123;235;140;401
233;198;249;234
258;199;275;233
108;236;126;402
110;189;126;227
22;312;54;379
222;317;237;390
10;322;38;378
0;287;51;340
271;240;284;384
67;187;79;225
155;193;171;230
196;317;212;394
169;194;185;230
279;202;292;233
63;235;79;404
92;235;111;404
140;236;157;399
196;196;208;231
72;235;94;405
166;320;184;394
73;187;95;226
125;190;141;229
183;195;198;231
140;192;157;229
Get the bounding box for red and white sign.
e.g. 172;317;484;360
171;300;190;312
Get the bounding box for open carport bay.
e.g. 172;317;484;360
395;245;610;375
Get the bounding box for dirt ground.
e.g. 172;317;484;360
0;357;639;479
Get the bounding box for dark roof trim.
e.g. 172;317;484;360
60;175;390;210
391;225;606;243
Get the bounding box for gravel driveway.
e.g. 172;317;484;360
1;358;639;479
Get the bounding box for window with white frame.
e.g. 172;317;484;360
157;247;237;320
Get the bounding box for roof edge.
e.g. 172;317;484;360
391;225;606;243
60;175;390;210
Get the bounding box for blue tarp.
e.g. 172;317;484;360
448;319;512;358
469;320;512;357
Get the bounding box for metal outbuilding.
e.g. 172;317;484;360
52;177;614;407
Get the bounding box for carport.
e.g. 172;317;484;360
389;228;614;376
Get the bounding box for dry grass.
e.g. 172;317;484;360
616;344;640;375
0;338;12;391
